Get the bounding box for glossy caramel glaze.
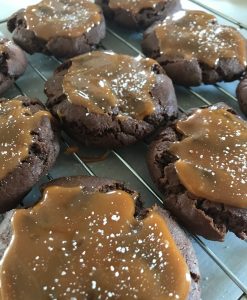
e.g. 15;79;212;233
170;106;247;208
154;10;247;67
0;186;191;299
63;51;157;120
24;0;102;41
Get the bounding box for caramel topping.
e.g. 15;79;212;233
0;99;50;181
109;0;162;14
170;107;247;208
63;51;156;120
154;10;247;67
0;186;191;299
24;0;102;41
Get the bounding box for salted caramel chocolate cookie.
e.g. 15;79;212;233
96;0;181;29
0;96;59;213
45;51;177;148
0;38;27;94
0;175;200;299
148;104;247;241
142;10;247;86
7;0;105;58
237;75;247;117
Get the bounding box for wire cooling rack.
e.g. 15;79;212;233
0;1;247;299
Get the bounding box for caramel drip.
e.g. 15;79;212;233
24;0;102;41
80;151;110;163
64;147;110;163
0;44;6;53
0;99;51;181
170;107;247;208
109;0;163;14
0;186;191;299
63;51;156;120
154;10;247;67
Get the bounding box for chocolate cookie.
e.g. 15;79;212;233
148;103;247;241
0;175;200;299
237;75;247;117
142;10;247;86
45;51;177;148
96;0;181;29
0;96;60;213
0;38;27;94
7;0;106;58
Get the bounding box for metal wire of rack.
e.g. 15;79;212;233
0;1;247;299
